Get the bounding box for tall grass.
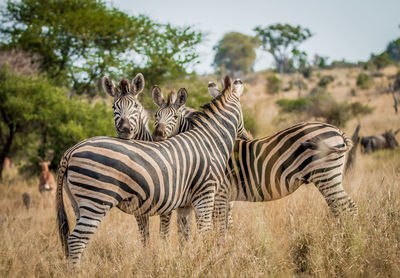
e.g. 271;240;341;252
0;146;399;277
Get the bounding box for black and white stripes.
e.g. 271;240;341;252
56;76;245;264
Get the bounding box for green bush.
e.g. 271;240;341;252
356;73;372;89
276;93;373;127
317;75;335;88
266;74;282;94
242;107;258;137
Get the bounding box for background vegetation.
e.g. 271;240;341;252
0;0;400;276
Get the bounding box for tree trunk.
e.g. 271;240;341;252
0;123;15;180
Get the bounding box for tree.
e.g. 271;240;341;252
370;52;392;70
254;23;312;73
386;38;400;62
213;32;259;77
0;0;202;95
0;52;115;179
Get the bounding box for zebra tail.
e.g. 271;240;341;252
56;159;70;257
302;132;353;154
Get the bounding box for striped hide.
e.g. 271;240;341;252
56;76;246;264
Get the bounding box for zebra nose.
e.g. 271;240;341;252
118;117;131;133
152;124;167;141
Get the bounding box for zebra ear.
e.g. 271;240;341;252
102;77;118;97
208;82;221;98
232;79;244;97
152;86;165;107
132;73;145;96
175;88;187;108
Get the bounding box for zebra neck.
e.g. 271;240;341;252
177;116;192;134
133;114;153;141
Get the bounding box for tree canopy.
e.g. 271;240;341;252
254;23;312;73
0;0;202;95
0;51;115;178
213;32;259;77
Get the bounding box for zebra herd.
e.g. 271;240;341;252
56;74;357;264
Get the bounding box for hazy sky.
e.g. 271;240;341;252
113;0;400;74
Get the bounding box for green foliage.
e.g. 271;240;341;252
254;23;312;73
213;32;259;76
370;52;392;70
0;65;114;174
276;93;373;127
242;107;258;137
276;97;310;113
318;75;335;88
385;38;400;62
0;0;202;95
266;74;282;94
356;72;372;89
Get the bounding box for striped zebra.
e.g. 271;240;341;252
101;73;152;141
56;76;246;264
152;82;358;235
103;74;179;242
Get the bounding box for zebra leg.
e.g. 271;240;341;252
67;206;111;265
212;194;229;235
176;207;192;242
227;201;234;229
159;212;172;239
135;215;150;246
192;184;216;233
314;174;358;217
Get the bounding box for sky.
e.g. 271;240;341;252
112;0;400;74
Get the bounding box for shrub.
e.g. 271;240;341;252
276;93;373;127
317;75;335;88
356;73;372;89
266;74;282;94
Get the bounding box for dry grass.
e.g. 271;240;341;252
1;67;400;277
1;148;399;277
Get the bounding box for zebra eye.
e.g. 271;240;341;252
112;104;115;109
173;115;178;119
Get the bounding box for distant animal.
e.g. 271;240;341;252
22;193;31;210
360;129;400;153
38;161;56;193
3;157;13;172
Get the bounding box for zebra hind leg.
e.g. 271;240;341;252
67;206;111;265
314;174;358;217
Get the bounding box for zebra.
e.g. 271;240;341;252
151;81;358;235
101;73;152;141
56;75;246;264
103;74;179;242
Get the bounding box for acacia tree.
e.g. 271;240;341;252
213;32;259;77
0;0;202;95
254;23;312;73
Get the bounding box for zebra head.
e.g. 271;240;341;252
208;78;251;141
102;73;145;140
151;86;188;141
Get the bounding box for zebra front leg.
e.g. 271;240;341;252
212;194;229;235
176;207;193;243
159;212;172;239
135;215;150;246
192;184;216;233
